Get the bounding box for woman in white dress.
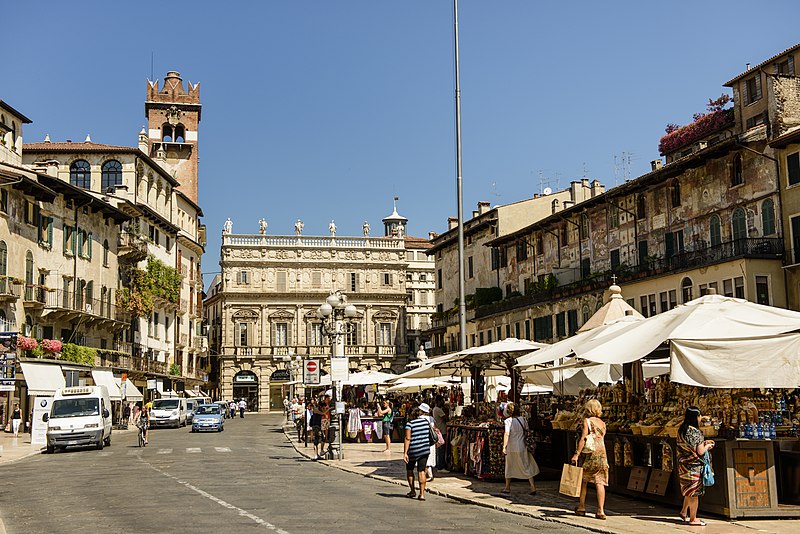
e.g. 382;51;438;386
501;402;539;494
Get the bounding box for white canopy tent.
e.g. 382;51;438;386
315;369;397;387
573;294;800;365
522;359;623;396
91;369;122;401
670;334;800;388
19;361;65;396
114;378;144;402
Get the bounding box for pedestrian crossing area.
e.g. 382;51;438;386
97;447;235;457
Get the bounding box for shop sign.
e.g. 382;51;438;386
303;359;320;384
233;372;257;384
147;379;157;390
31;397;52;446
270;369;291;382
0;332;17;392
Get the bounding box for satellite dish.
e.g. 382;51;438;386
543;187;553;195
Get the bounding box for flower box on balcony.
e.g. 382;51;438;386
659;108;734;156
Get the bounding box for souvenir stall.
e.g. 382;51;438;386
392;338;548;481
517;292;800;519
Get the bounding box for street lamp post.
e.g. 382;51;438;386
316;290;358;460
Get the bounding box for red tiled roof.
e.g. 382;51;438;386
405;236;432;249
23;141;135;152
724;43;800;86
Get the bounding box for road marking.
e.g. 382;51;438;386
214;447;231;453
158;449;173;454
127;450;142;456
140;459;290;533
98;451;113;457
186;448;202;453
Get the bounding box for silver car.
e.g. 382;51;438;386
191;404;224;432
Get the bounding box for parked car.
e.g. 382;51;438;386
186;399;197;423
215;401;228;419
150;398;188;428
191;404;224;432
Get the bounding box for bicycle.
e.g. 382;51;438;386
137;419;148;447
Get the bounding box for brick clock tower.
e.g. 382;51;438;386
144;71;201;203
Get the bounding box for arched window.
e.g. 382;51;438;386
582;305;590;324
731;154;743;186
732;208;747;240
103;239;109;266
636;195;646;219
579;213;589;240
681;277;693;303
551;199;559;214
709;214;722;246
70;160;91;189
25;314;33;336
670;180;681;208
101;160;122;192
11;121;17;150
162;124;173;142
174;124;185;143
762;199;776;235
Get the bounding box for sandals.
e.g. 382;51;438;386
596;513;607;520
688;520;706;527
679;513;689;522
418;495;426;501
405;490;417;499
574;508;586;516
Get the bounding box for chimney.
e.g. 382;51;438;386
746;63;751;70
591;180;605;197
472;210;479;218
570;181;581;202
477;201;491;215
581;178;589;188
563;200;574;209
428;231;438;240
447;217;458;230
651;159;663;171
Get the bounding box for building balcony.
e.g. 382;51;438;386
475;237;784;319
23;284;48;309
0;276;22;302
42;289;128;329
219;344;399;358
0;316;17;332
192;335;208;353
118;232;148;263
176;333;188;348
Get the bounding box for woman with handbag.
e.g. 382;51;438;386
571;399;608;520
501;402;539;495
403;405;432;501
677;406;715;527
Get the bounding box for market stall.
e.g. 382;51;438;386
517;291;800;519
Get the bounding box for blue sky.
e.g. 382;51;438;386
6;1;799;286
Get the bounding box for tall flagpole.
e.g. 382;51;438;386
453;0;467;353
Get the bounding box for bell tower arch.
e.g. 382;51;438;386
144;71;201;203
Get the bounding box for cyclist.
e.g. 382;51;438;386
137;401;151;445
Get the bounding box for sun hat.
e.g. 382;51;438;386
419;402;431;413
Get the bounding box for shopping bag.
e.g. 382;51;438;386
702;451;715;487
559;463;584;498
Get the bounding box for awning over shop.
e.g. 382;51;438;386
184;389;198;397
91;369;122;401
20;362;65;396
115;378;144;402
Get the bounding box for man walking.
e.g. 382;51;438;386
239;398;247;418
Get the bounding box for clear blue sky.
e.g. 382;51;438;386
6;1;799;286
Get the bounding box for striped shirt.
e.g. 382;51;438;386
406;417;432;458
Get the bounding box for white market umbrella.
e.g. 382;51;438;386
387;377;460;393
515;316;641;368
523;359;623;396
344;370;397;386
575;294;800;365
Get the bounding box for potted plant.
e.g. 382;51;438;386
17;335;38;355
41;338;63;355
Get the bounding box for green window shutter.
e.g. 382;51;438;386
87;232;92;259
47;218;53;246
72;227;77;254
63;225;69;253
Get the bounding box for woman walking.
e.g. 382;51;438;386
403;405;432;501
571;399;609;520
501;402;539;494
420;402;437;481
11;403;22;437
677;406;715;527
376;399;394;452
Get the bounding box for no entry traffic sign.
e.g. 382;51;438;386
303;359;320;384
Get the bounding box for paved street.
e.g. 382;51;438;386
0;415;587;534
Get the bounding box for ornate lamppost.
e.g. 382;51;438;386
316;290;358;460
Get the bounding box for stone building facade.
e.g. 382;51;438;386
426;182;604;354
208;206;434;413
0;70;208;406
427;44;796;353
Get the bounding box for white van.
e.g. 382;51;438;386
44;385;113;453
150;397;187;428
